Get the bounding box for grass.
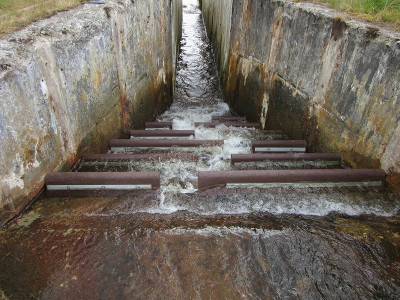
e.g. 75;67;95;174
0;0;398;35
297;0;400;30
0;0;88;35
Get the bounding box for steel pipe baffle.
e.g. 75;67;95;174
251;140;307;153
198;169;386;190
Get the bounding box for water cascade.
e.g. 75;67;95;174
0;1;399;298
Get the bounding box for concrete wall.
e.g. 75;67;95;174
201;0;400;189
0;0;182;225
201;0;233;83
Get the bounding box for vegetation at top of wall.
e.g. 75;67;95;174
0;0;88;36
296;0;400;30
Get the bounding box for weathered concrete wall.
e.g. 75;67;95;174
0;0;182;225
201;0;400;188
201;0;233;82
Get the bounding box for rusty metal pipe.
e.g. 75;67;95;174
251;140;307;153
198;169;386;189
232;153;341;164
211;116;246;122
260;130;284;135
195;122;260;128
109;139;224;148
46;171;160;196
145;122;173;129
131;130;194;137
82;153;199;162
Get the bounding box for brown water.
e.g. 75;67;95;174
1;1;400;299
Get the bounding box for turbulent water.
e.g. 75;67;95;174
0;1;399;299
82;0;399;217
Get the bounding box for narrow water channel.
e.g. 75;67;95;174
0;1;399;299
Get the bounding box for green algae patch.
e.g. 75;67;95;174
335;218;385;242
336;217;400;246
16;210;41;228
63;228;82;237
0;290;9;300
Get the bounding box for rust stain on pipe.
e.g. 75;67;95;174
251;140;307;152
82;153;199;162
231;153;342;164
109;139;224;148
195;122;260;128
211;116;247;122
46;172;159;186
145;122;173;129
130;130;195;137
45;171;160;196
198;169;386;190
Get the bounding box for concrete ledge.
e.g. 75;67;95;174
195;122;260;128
198;169;386;190
82;153;199;162
145;122;173;129
211;116;246;122
131;130;194;137
251;140;307;153
45;171;160;195
109;139;224;148
232;153;341;164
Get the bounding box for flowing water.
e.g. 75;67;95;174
0;1;400;299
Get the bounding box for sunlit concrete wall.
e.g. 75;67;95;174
0;0;182;225
202;0;400;190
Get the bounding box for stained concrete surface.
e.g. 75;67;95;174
201;0;400;190
0;0;182;225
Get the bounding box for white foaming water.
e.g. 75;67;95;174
147;188;400;217
164;226;287;237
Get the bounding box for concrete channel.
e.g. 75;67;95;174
0;0;399;298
